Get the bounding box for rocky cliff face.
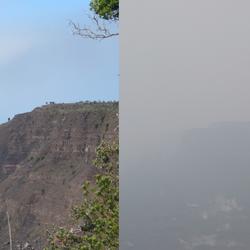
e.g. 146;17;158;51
0;102;118;249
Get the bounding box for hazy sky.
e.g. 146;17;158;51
122;0;250;131
0;0;119;123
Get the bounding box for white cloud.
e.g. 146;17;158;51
179;234;217;250
213;195;242;213
200;195;243;220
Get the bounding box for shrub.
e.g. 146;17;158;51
45;141;119;250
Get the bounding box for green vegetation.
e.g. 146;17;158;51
70;0;119;40
45;141;119;250
90;0;119;21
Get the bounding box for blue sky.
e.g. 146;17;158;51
0;0;119;123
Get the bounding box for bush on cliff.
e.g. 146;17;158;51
45;141;119;250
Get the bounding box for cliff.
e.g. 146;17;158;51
0;102;118;249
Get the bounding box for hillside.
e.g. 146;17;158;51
0;102;118;249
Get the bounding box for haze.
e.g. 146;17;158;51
121;0;250;249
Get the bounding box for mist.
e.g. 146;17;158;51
121;0;250;249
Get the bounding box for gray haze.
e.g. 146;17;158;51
121;0;250;249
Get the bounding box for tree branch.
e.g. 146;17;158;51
69;14;119;40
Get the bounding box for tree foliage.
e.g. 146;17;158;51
70;0;119;40
90;0;119;21
45;141;119;250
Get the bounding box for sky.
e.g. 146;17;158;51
0;0;119;123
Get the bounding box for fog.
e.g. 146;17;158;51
121;0;250;249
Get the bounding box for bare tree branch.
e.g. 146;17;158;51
69;14;119;40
